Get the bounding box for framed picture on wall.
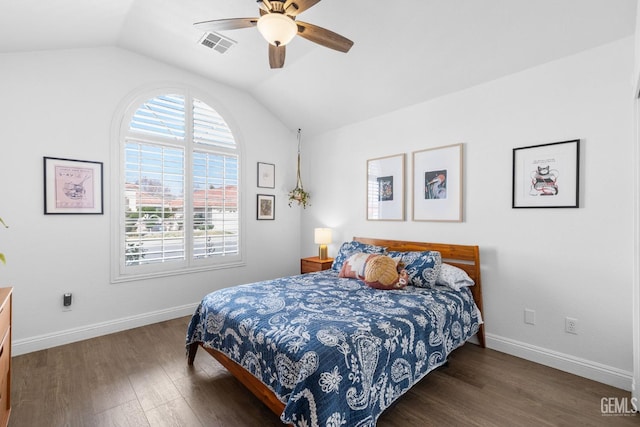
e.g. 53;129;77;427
512;139;580;208
257;162;275;188
412;143;463;222
44;156;104;214
367;153;405;221
257;194;275;220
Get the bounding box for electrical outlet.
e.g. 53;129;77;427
63;293;72;311
565;317;578;334
524;309;536;325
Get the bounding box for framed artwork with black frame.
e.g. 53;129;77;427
512;139;580;208
257;162;275;188
257;194;275;220
412;144;463;222
44;156;104;214
366;153;405;221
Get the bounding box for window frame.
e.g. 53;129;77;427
111;86;245;283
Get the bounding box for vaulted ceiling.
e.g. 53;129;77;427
1;0;636;135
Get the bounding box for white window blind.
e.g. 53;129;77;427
193;98;236;148
192;152;239;258
129;94;185;140
124;142;185;266
118;90;240;280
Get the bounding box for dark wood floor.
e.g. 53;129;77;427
9;316;637;426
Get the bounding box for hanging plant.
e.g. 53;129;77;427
288;129;310;208
288;186;310;208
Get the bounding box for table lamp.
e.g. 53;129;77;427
314;228;332;260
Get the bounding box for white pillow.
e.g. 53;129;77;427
436;263;475;291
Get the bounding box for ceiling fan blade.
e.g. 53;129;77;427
283;0;321;16
193;18;258;32
296;21;353;53
269;44;286;69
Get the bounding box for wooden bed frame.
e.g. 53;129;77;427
187;237;485;421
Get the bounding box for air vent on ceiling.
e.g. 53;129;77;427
199;32;237;54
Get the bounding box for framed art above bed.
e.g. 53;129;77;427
366;154;405;221
412;144;463;222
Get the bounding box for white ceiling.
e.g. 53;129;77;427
1;0;636;136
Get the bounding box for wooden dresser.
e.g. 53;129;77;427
0;288;11;427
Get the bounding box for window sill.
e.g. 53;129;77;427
111;260;246;284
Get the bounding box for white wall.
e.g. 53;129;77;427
0;47;301;354
302;37;635;390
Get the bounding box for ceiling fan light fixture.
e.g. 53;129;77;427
257;13;298;46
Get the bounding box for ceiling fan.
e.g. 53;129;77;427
194;0;354;69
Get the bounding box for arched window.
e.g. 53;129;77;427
113;90;241;281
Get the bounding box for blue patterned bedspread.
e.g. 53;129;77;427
186;269;482;427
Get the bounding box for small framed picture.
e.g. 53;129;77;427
257;162;275;188
44;157;104;214
512;139;580;208
257;194;275;220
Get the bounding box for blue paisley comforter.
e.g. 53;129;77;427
186;269;482;427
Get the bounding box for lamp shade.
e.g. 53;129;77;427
256;13;298;46
314;228;332;245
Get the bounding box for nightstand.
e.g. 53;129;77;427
300;257;334;274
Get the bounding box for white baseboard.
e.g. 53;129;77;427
486;333;633;391
12;303;200;356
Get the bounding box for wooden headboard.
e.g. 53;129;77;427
354;237;485;348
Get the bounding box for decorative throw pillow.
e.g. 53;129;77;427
363;255;408;290
332;241;386;271
436;263;475;291
338;252;374;279
385;251;405;264
387;250;442;288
